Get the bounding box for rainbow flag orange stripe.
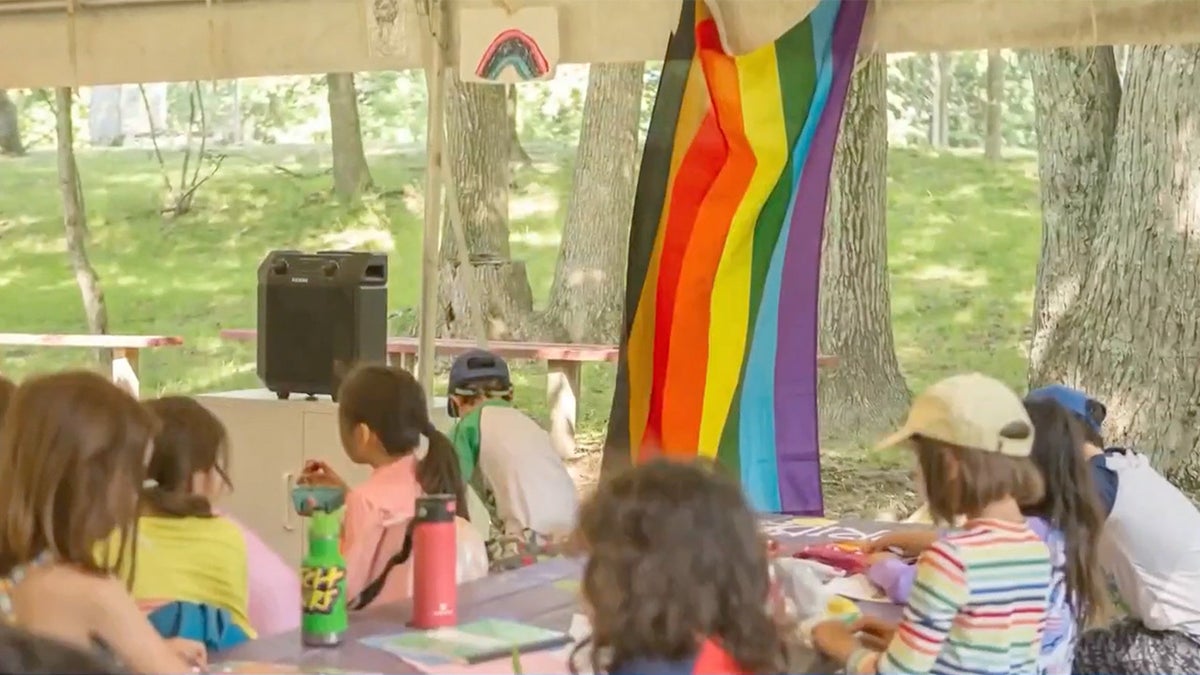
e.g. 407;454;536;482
604;0;866;512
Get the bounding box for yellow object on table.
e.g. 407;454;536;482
826;596;861;623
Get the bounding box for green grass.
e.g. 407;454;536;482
0;145;1042;515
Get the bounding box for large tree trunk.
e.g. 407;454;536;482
817;55;909;441
983;49;1004;161
0;90;24;156
54;87;109;344
505;84;532;166
540;63;643;344
327;73;373;199
1036;45;1200;486
1025;48;1121;384
438;76;532;339
930;52;951;147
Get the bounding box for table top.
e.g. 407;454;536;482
224;516;909;673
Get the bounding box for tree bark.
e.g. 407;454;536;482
930;52;951;147
1025;48;1121;385
984;49;1004;161
0;90;24;155
326;72;373;199
541;63;643;344
438;75;532;339
505;84;532;165
1036;45;1200;486
817;55;910;442
54;87;109;343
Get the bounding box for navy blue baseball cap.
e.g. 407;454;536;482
1027;384;1106;433
448;349;511;392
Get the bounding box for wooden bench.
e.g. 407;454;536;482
218;329;839;457
0;333;184;397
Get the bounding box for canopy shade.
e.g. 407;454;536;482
1;0;1197;88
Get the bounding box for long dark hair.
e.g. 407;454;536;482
337;365;467;519
573;460;788;674
1022;399;1109;627
141;397;231;518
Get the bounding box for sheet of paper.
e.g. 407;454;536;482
825;573;888;602
397;614;594;675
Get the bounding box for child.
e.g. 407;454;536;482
299;365;473;602
1029;384;1200;674
572;459;816;675
0;370;200;673
446;350;578;555
863;398;1108;674
812;373;1052;675
107;396;254;651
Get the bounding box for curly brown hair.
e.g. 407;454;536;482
572;460;786;674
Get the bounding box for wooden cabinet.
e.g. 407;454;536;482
197;389;449;568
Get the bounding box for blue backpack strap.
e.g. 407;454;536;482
147;602;251;652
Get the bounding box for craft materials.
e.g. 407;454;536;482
411;494;458;628
299;506;348;646
825;573;889;602
360;619;571;666
794;541;871;575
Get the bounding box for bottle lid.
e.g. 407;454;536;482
415;494;456;523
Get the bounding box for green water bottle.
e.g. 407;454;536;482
300;510;348;646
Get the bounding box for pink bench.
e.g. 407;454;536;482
0;333;184;397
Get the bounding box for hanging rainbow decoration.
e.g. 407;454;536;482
602;0;866;514
475;28;552;82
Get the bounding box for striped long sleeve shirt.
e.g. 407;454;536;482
849;518;1052;675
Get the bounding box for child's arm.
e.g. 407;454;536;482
848;540;968;675
90;576;196;673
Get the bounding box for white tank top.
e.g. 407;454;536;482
1100;450;1200;641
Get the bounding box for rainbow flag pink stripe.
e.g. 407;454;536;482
603;0;866;512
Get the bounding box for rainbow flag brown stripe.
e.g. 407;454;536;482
605;0;866;513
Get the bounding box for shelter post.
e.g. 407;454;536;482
417;0;447;398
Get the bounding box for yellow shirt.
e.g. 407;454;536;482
101;515;255;637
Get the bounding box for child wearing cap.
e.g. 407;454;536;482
1029;384;1200;674
446;349;579;563
812;373;1052;675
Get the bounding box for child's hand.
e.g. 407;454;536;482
810;619;858;661
299;460;348;490
866;551;899;566
859;529;937;557
849;615;897;650
165;637;207;670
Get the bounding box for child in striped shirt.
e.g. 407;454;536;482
812;373;1053;675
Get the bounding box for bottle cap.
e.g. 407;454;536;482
415;494;457;523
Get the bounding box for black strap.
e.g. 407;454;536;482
348;518;417;611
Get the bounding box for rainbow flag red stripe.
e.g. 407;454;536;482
604;0;866;513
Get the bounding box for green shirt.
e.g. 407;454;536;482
449;399;512;482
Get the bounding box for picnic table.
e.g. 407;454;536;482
0;332;183;397
219;328;840;458
223;516;903;673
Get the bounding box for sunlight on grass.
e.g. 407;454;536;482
0;146;1042;446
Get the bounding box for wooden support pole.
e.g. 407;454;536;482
417;0;446;399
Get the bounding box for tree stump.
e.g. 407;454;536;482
437;256;534;340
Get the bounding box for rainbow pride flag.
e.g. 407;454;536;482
603;0;866;513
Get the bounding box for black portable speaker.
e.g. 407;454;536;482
256;250;388;400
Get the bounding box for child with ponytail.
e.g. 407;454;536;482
298;365;481;603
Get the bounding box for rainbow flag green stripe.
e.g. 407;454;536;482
604;0;866;512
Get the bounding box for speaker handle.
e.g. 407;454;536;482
283;471;298;532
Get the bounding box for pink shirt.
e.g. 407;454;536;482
222;512;301;637
341;456;421;601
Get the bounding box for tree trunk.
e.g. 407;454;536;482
984;49;1005;161
1025;48;1121;385
505;84;532;165
541;63;643;344
438;75;532;339
817;55;910;442
54;87;109;346
930;52;951;147
0;90;24;156
326;72;373;199
1036;45;1200;486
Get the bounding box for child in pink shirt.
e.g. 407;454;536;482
298;365;469;603
222;513;300;636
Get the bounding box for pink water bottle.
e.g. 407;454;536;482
410;494;458;628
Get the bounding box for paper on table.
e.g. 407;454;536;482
401;614;594;675
825;573;888;602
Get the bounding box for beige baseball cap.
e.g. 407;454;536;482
876;373;1034;457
